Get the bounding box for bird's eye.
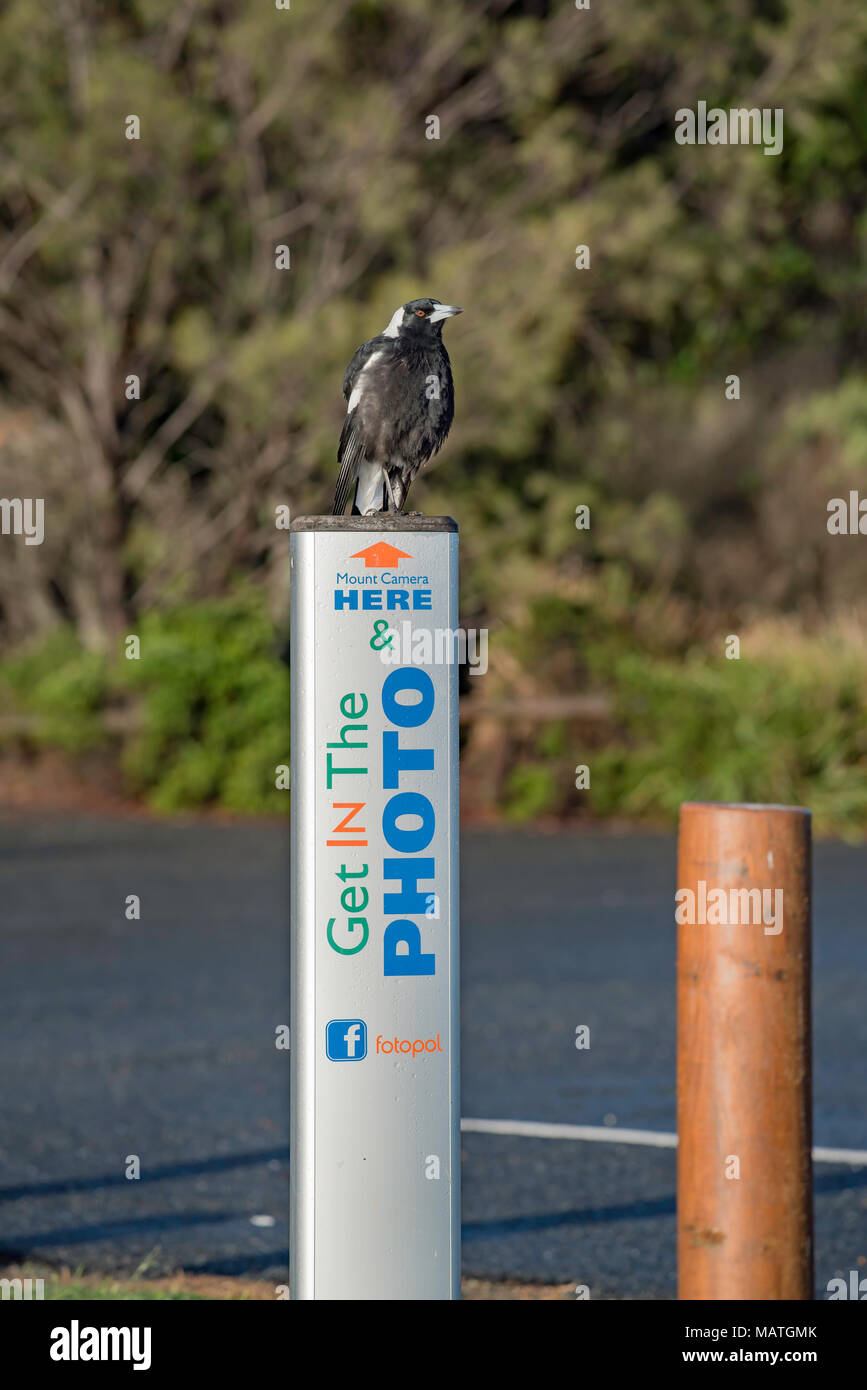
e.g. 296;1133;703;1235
416;308;426;317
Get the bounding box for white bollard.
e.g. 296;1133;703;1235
289;515;460;1299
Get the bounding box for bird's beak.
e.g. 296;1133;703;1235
428;304;463;323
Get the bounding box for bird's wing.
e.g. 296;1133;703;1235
333;338;388;515
341;338;384;400
333;409;367;516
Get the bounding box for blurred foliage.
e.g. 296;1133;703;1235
119;592;289;813
2;1;867;825
588;625;867;833
0;629;109;753
0;595;289;814
1;596;866;834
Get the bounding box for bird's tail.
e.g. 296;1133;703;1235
353;461;385;516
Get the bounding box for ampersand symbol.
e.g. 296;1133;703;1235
370;619;394;651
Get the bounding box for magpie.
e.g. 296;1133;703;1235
332;297;463;515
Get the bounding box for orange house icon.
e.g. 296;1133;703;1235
350;542;413;569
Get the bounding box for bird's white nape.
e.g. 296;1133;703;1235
381;305;404;338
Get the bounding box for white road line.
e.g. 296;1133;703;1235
813;1145;867;1165
461;1118;867;1166
461;1118;677;1148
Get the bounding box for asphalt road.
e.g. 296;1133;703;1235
1;816;865;1298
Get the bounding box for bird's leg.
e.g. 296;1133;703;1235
385;470;404;514
394;480;419;516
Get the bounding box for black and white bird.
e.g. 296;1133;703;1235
332;298;463;515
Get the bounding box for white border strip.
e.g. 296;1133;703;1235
461;1117;867;1166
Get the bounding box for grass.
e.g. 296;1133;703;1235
1;1263;572;1301
1;1264;275;1301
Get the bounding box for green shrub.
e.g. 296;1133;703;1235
588;634;867;836
119;592;289;814
2;594;866;835
504;762;560;822
0;628;109;752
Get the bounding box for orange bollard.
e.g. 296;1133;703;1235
677;802;813;1300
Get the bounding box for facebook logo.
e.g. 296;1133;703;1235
326;1019;367;1060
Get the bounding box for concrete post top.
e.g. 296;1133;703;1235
291;515;458;533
